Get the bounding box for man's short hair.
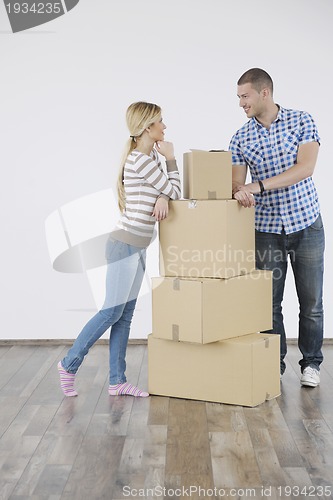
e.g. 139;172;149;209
238;68;273;94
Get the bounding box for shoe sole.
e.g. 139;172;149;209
300;380;319;387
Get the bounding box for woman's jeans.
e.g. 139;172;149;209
255;214;325;374
61;238;146;384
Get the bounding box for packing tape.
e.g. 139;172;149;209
208;191;217;199
172;324;179;341
265;338;270;348
173;278;180;291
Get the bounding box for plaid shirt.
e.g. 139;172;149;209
229;106;320;234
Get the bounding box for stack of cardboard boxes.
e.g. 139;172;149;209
148;150;280;407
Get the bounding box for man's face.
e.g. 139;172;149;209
237;82;265;118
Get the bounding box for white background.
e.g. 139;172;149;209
0;0;331;341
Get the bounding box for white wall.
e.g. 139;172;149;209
0;0;331;340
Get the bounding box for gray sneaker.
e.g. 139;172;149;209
300;366;320;387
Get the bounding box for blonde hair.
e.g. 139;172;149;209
117;102;162;212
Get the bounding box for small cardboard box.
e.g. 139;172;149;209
152;270;272;344
183;150;232;200
148;333;280;407
159;200;255;278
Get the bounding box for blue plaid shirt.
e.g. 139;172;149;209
229;106;320;234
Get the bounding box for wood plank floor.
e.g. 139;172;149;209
0;343;333;500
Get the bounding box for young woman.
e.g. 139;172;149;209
58;101;181;398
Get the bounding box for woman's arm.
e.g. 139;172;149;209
135;144;181;200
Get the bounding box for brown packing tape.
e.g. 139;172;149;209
208;191;217;199
173;278;180;291
172;324;179;341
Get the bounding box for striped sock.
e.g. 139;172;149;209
57;361;78;397
108;382;149;398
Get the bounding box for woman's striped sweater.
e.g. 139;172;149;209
110;148;181;248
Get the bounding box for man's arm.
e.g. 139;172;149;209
232;164;247;193
232;164;255;207
235;141;319;201
261;141;319;190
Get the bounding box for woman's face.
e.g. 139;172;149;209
148;115;166;142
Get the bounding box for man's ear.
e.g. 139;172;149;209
262;87;270;98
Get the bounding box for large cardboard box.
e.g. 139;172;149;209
148;333;280;407
152;270;272;344
159;200;255;278
183;150;232;200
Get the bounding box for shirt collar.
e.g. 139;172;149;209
276;104;285;121
252;104;285;131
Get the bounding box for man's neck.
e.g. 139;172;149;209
256;103;279;130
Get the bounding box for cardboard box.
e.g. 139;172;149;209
148;333;280;407
152;270;272;344
183;150;232;200
159;200;255;278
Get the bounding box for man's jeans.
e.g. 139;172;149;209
255;214;325;374
61;237;146;384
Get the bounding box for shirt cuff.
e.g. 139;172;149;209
166;159;178;172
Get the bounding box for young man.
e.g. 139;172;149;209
229;68;324;387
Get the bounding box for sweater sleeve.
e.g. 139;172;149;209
134;150;181;200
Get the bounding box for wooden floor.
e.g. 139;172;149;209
0;343;333;500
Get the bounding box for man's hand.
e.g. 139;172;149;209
233;183;257;207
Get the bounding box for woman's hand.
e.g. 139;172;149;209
152;196;169;221
155;141;175;161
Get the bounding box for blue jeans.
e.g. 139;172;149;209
61;237;146;384
255;214;325;374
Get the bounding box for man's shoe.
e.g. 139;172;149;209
300;366;320;387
